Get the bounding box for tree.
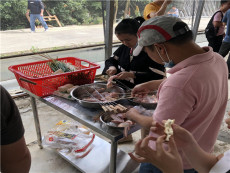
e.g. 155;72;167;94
0;0;28;30
0;0;151;31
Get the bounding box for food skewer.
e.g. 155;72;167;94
83;88;125;113
90;86;129;113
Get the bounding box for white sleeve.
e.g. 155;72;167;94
209;150;230;173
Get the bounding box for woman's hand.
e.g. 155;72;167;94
106;66;117;76
150;122;195;149
129;135;183;173
125;107;140;120
116;71;135;80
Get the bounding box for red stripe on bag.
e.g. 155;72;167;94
74;134;95;153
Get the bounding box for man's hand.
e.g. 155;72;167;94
132;82;150;96
132;79;163;96
106;66;117;76
40;13;43;16
125;107;140;120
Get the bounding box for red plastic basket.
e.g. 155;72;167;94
9;57;100;97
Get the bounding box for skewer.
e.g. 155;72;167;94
113;104;125;112
113;79;132;91
108;105;118;113
83;89;109;111
83;85;131;113
90;86;122;113
116;104;127;111
101;105;109;112
91;86;106;99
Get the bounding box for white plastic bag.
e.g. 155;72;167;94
42;120;95;158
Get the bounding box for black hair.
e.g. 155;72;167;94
221;0;230;5
134;16;145;25
115;16;145;36
166;22;193;45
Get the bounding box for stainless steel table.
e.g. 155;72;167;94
23;88;141;173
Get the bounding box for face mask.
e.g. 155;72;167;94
155;45;175;68
164;60;175;68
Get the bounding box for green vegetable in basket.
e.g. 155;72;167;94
47;60;72;73
35;53;74;73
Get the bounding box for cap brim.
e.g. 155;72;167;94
133;45;143;56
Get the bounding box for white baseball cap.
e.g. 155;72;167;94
133;15;190;56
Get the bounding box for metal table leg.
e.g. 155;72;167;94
109;141;117;173
30;96;43;149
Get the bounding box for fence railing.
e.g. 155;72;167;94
177;0;220;18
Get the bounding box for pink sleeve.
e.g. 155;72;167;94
213;12;222;22
153;86;195;125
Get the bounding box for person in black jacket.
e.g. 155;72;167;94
26;0;48;33
205;0;230;52
1;85;31;173
102;17;165;89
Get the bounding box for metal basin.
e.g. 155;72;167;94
128;91;158;109
71;83;126;109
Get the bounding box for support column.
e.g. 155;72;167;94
105;0;114;60
192;0;205;41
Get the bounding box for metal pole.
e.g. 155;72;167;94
30;96;43;149
109;141;117;173
101;0;106;39
105;0;114;60
191;0;196;28
192;0;205;41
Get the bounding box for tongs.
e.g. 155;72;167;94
113;79;132;92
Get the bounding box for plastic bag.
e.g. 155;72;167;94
42;120;95;158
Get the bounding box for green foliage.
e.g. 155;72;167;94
0;0;29;30
115;0;150;20
1;0;103;30
1;0;149;30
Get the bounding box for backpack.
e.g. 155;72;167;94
205;10;223;39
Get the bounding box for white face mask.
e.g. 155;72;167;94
155;45;175;68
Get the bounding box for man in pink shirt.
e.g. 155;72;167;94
125;16;228;173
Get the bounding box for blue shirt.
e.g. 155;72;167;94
28;0;44;14
223;9;230;43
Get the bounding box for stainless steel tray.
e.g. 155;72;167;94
100;114;124;129
71;83;125;109
128;91;158;109
100;113;136;129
